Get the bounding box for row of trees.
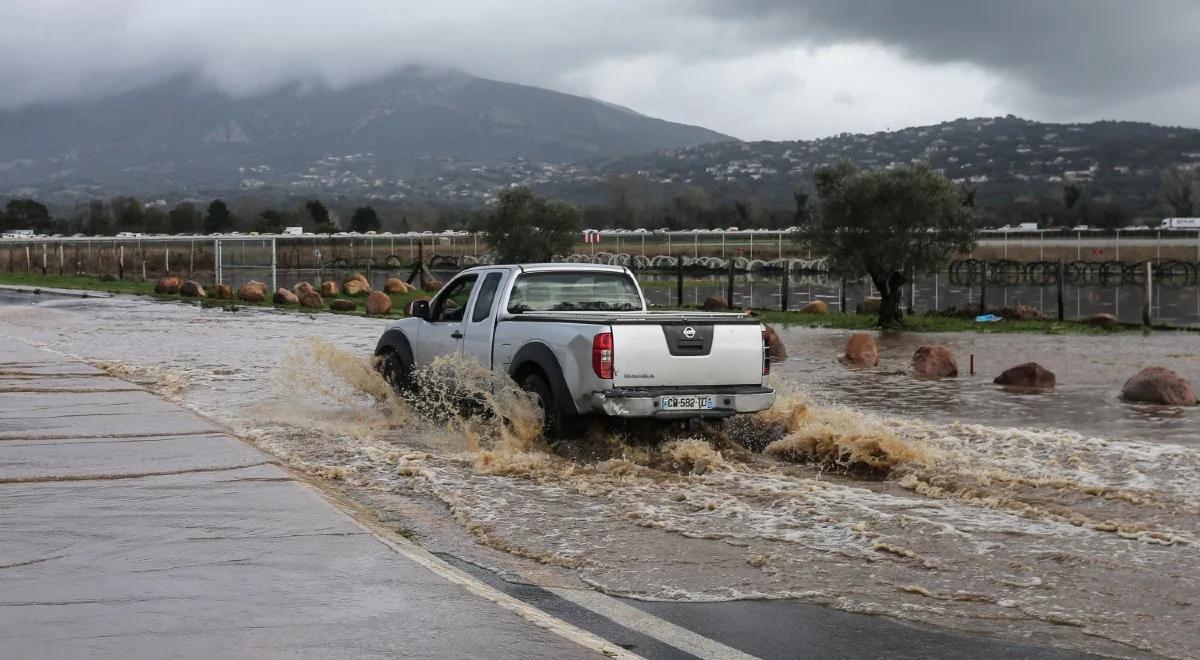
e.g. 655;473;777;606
481;164;978;327
0;196;384;236
7;165;1194;237
983;165;1198;230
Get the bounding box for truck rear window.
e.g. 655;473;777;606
507;272;643;313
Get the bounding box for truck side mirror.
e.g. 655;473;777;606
409;299;431;320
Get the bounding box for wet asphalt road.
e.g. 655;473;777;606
0;339;600;659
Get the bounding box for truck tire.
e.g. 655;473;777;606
520;372;563;439
377;350;415;395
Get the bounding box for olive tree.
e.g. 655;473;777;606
478;187;581;263
799;162;978;327
1162;166;1198;217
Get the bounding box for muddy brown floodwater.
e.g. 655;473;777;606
1;291;1197;659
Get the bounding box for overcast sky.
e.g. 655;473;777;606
3;1;1198;140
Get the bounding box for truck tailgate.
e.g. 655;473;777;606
610;322;764;387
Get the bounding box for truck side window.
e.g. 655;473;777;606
431;275;478;322
471;272;503;323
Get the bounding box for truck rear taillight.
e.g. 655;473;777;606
592;332;614;379
762;329;771;376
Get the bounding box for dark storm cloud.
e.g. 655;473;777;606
700;0;1200;108
0;1;1196;137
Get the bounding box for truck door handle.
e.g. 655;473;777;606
451;330;463;339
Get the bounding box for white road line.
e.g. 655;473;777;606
547;587;759;660
302;481;642;660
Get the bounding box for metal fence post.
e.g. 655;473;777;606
726;257;735;307
271;238;278;293
676;256;684;307
780;259;789;312
1143;261;1152;327
1056;260;1064;321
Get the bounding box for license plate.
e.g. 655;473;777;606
660;395;715;410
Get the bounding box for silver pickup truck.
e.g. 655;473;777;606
374;263;775;436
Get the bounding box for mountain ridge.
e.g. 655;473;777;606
0;67;732;196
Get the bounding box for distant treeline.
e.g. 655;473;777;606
5;164;1197;235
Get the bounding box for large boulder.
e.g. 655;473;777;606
239;281;267;303
292;281;316;297
799;300;828;315
320;280;340;296
344;278;371;297
273;288;299;304
1085;313;1117;328
842;333;879;367
995;362;1056;388
212;283;233;300
298;291;324;309
365;290;393;316
1121;367;1197;406
384;277;411;294
179;281;206;298
764;324;787;362
912;345;958;378
857;297;882;315
330;299;357;312
154;277;181;294
701;297;728;311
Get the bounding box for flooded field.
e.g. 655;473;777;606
637;272;1200;328
1;291;1197;659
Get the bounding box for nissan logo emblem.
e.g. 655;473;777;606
682;326;696;339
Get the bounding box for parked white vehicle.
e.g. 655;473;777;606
1161;217;1200;230
375;264;776;436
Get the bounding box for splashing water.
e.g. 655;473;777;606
217;341;1200;658
736;391;933;474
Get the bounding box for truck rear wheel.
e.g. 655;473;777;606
520;372;563;439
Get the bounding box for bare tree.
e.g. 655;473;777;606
1162;167;1198;217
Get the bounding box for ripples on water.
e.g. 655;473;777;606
1;293;1197;658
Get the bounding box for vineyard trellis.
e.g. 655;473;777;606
949;259;1199;287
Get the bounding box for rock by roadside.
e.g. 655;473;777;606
1121;367;1197;406
842;333;878;367
913;345;958;378
995;362;1056;388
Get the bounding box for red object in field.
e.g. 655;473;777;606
592;332;614;379
1092;247;1104;256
